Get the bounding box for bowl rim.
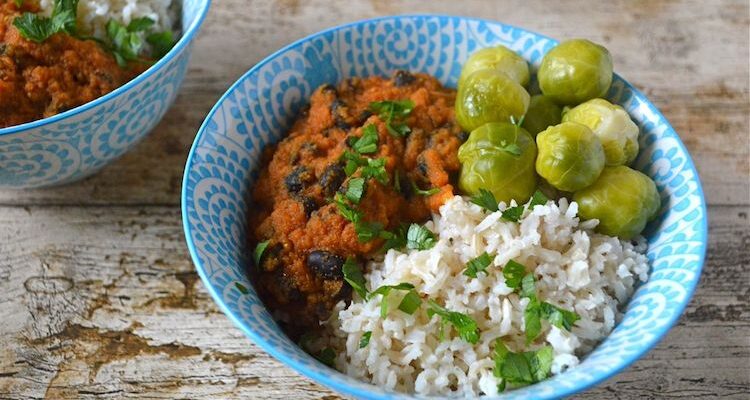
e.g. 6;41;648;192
0;0;213;136
181;14;708;399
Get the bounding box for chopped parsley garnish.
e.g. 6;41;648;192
379;224;408;253
502;260;527;289
361;158;389;184
345;177;366;204
463;252;493;278
470;189;498;212
541;302;580;331
406;223;437;250
145;30;175;59
427;300;480;344
411;180;440;197
13;0;78;43
501;205;524;222
342;257;367;299
352;124;379;154
524;295;543;343
359;331;372;348
493;340;553;391
529;189;549;208
106;18;150;67
334;193;361;223
369;283;420;317
340;151;365;176
515;271;580;342
253;240;270;267
368;99;415;137
234;282;249;295
354;220;385;242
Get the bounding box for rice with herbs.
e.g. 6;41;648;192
38;0;180;43
315;195;649;397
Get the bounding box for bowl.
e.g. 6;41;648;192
182;15;707;399
0;0;211;189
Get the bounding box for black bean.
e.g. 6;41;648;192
319;163;346;197
457;131;469;142
307;250;345;280
331;99;351;130
299;196;319;218
284;166;313;195
357;110;373;124
416;155;429;178
393;70;416;87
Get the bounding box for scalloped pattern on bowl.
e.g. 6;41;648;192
0;0;211;188
182;15;707;400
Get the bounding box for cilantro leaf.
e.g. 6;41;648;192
345;177;366;204
146;30;175;58
127;16;155;32
361;158;389;184
369;283;418;317
529;189;549;207
398;289;422;314
334;193;361;223
463;252;492;278
427;300;480;344
411;180;440;197
253;240;270;267
502;260;527;289
342;257;367;299
315;347;336;367
352;125;379;154
354;220;385;242
234;282;249;295
524;297;543;343
359;331;372;348
368;99;415;138
470;189;498;212
406;223;437;250
340;151;366;176
541;302;580;331
501;205;524;222
379;224;407;252
520;273;536;298
493;340;553;389
13;0;78;43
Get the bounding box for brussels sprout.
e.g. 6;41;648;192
574;166;660;239
455;69;530;133
535;122;605;192
522;95;563;136
458;122;537;204
562;98;639;166
458;45;530;88
538;39;613;105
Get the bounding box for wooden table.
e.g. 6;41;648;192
1;0;748;398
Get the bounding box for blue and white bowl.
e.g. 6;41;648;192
0;0;211;189
182;15;707;399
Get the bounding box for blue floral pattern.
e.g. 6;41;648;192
0;0;211;189
182;16;707;400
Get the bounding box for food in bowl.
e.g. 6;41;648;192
244;38;661;396
0;0;178;128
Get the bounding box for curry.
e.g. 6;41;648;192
247;71;464;334
0;1;144;128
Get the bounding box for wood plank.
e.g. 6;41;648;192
0;0;745;207
0;204;746;398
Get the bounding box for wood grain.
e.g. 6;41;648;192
0;0;748;398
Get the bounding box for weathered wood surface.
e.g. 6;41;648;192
0;0;748;398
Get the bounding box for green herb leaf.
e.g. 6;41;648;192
406;223;437;250
14;0;24;7
411;180;440;197
315;347;336;367
386;122;411;138
352;124;379;154
493;340;553;389
234;282;249;295
253;240;270;267
146;30;175;58
502;260;527;289
369;283;417;318
463;252;493;278
499;140;522;156
127;16;155;32
529;189;549;208
341;151;365;176
355;220;384;243
529;345;553;382
541;302;580;331
520;273;536;298
470;189;498;212
361;158;389;185
13;0;78;43
345;177;366;204
379;224;407;252
342;257;367;299
359;331;372;348
398;289;422;314
426;300;480;344
524;297;543;343
501;205;524;222
368;99;415;138
334;193;361;223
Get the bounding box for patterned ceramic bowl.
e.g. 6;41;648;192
0;0;211;189
182;15;707;399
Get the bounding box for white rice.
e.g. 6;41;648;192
38;0;180;45
317;195;649;397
